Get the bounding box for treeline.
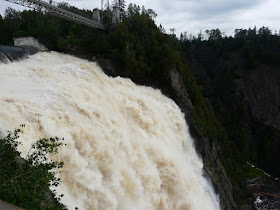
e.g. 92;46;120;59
180;27;280;68
180;26;280;178
1;5;279;69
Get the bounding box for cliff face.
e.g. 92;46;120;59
98;58;242;210
13;37;48;52
238;66;280;130
0;45;38;63
183;46;280;177
168;69;239;210
235;62;280;177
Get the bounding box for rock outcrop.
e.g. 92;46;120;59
0;45;37;63
247;176;280;209
238;66;280;130
168;68;239;210
13;37;48;52
183;46;280;177
182;45;280;208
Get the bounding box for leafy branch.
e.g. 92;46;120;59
0;127;67;209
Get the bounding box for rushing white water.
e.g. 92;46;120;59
0;52;220;210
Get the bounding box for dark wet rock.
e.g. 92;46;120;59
182;46;280;177
237;65;280;131
0;45;38;63
247;176;280;209
96;58;239;209
13;37;48;52
97;58;118;77
168;68;239;210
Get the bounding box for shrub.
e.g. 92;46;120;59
0;126;66;209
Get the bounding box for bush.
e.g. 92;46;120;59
0;126;66;209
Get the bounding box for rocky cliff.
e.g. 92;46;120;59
238;65;280;130
168;68;240;210
97;58;243;209
182;44;280;208
183;45;280;176
13;37;48;52
0;45;38;63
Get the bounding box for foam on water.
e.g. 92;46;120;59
0;52;220;210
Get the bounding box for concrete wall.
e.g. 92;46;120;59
14;37;48;52
112;6;121;25
93;9;101;23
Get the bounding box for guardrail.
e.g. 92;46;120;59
5;0;105;29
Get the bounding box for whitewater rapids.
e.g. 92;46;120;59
0;52;220;210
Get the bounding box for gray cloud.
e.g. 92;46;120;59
127;0;279;36
0;1;25;15
1;0;280;36
189;0;262;16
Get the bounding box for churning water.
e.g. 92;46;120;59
0;52;220;210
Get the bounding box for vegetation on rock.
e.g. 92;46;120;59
180;27;280;177
0;126;65;209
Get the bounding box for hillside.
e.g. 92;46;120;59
181;31;280;177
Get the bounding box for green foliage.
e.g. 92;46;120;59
205;29;223;40
176;62;224;141
182;26;280;174
0;127;65;209
180;25;280;187
0;14;13;44
224;160;265;187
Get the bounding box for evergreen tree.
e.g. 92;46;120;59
112;0;126;21
112;0;126;11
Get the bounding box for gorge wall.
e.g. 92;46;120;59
183;45;280;177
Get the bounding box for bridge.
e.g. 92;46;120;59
4;0;105;29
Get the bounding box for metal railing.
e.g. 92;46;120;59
5;0;105;29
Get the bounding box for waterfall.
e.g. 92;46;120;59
0;52;220;210
0;45;37;63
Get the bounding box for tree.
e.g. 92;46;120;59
197;30;204;41
159;24;166;34
0;14;3;26
113;0;126;16
234;29;247;38
169;28;176;35
258;26;271;37
180;31;188;41
205;29;223;40
146;9;157;20
120;0;126;11
0;15;4;40
126;3;141;17
4;7;21;33
0;127;66;209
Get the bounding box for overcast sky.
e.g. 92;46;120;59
1;0;280;36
